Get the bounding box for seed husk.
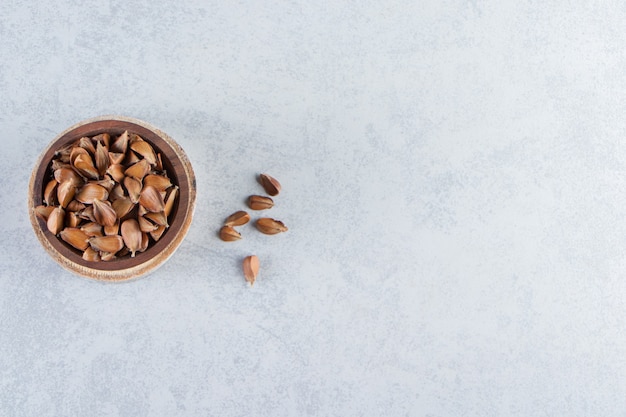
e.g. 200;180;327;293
78;206;96;222
248;195;274;210
47;207;65;235
88;235;124;253
139;185;165;212
59;228;89;251
219;225;242;241
256;218;288;234
224;210;250;227
92;199;117;227
93;177;115;192
75;183;109;204
259;173;281;196
121;219;142;257
243;255;260;286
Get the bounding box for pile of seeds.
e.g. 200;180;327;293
34;131;178;261
219;173;287;285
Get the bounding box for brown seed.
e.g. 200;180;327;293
65;211;82;228
104;222;119;236
82;247;100;262
80;222;103;237
92;199;117;227
243;255;260;286
143;174;172;191
47;207;65;235
56;181;76;208
138;215;159;232
144;211;168;227
247;195;274;210
54;167;83;186
92;133;110;148
121;219;142;257
164;186;178;217
73;153;99;179
112;197;134;219
110;183;125;201
150;225;166;242
88;235;124;253
54;143;73;163
256;218;288;235
130;138;157;165
66;200;85;212
108;152;125;165
99;251;117;261
59;228;89;251
43;179;58;206
139;232;149;252
106;164;125;183
155;153;163;171
219;225;242;242
259;173;281;196
93;177;115;192
34;205;55;221
75;183;109;204
77;136;96;154
69;146;89;165
123;176;142;204
111;131;129;154
224;210;250;227
139;185;165;212
125;150;140;165
94;141;109;177
125;159;151;180
78;206;96;222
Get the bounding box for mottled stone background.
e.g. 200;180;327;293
2;1;626;416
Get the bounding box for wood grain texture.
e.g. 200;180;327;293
28;116;196;281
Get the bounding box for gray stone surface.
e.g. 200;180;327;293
2;1;626;416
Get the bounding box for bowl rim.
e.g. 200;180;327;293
28;115;196;282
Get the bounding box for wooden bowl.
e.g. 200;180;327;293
28;116;196;281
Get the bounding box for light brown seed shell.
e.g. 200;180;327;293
259;173;281;196
219;225;242;241
243;255;260;286
224;211;251;227
59;228;90;251
256;218;288;235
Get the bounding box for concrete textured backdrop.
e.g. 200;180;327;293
2;1;626;416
